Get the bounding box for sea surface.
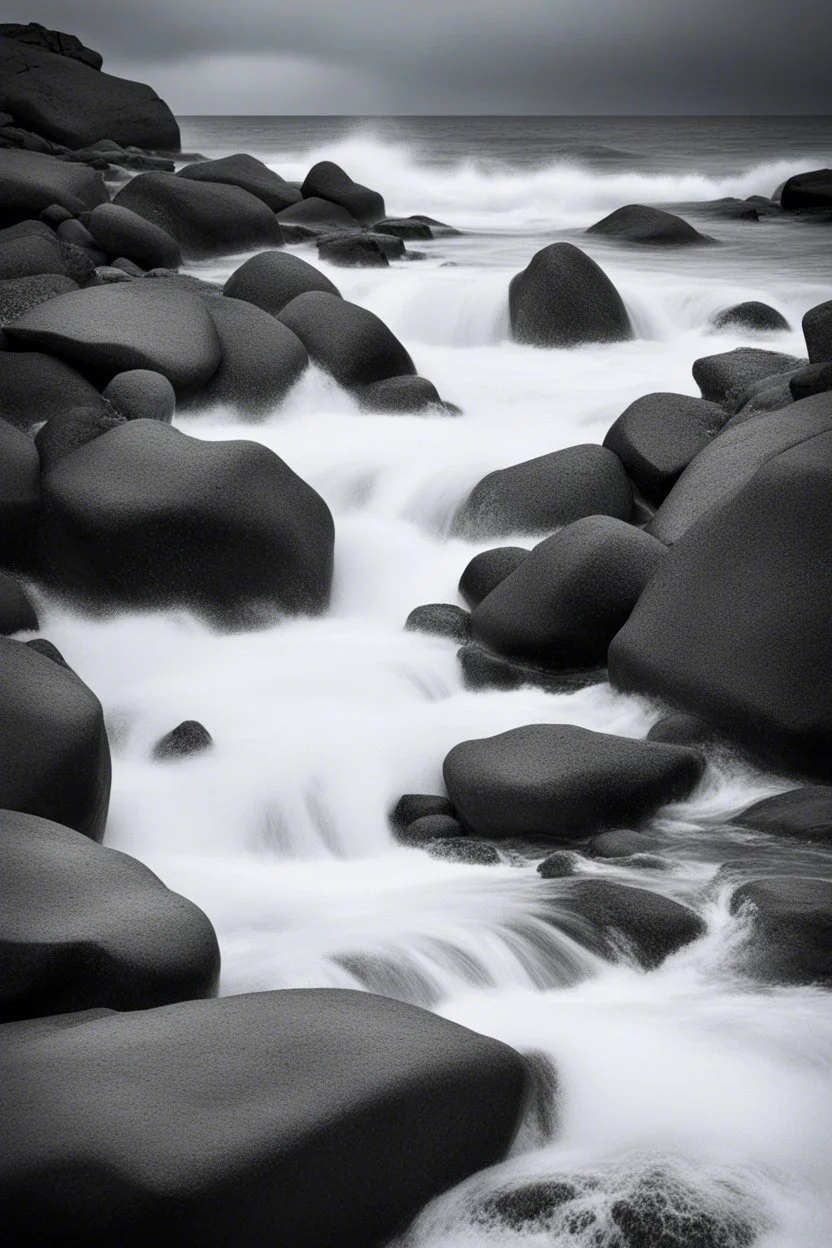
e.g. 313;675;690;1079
38;117;832;1246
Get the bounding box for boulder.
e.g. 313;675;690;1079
390;794;454;832
803;299;832;362
711;301;790;333
276;196;361;240
0;148;107;227
103;369;175;423
0;350;105;431
508;243;632;348
152;720;213;761
0;224;90;282
177;154;301;212
356;375;453;414
373;217;433;240
0;418;39;564
610;432;832;779
316;233;390;267
56;217;104;261
692;346;804;408
457;641;606;695
87;202;181;270
471;516;666;669
35;405;125;472
39;420;334;627
405;603;471;645
443;725;704;840
731;787;832;845
396;814;465;846
0;23;103;71
223;250;340;317
95;267;133;284
278;291;415;389
780;169;832;213
725;375;796;424
0;571;37;634
5;280;222;398
0;272;77;325
790;361;832;400
0;637;110;839
409;214;461;236
730;878;832;986
586;204;712;246
301;160;385;224
0;33;180;150
455;444;632;539
646;713;715;750
536;851;578;878
114;173;283;259
603;391;727;503
185;296;308;417
0;808;220;1022
0;989;527;1247
459;546;529;608
548;879;705;969
585;828;660;858
38;204;74;227
645;390;832;545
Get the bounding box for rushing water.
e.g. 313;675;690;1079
26;118;832;1245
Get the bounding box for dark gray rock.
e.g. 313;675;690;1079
455;444;632;539
0;636;110;840
790;361;832;400
0;23;103;70
587;204;712;246
0;350;104;431
604;391;727;503
0;225;88;282
56;217;104;260
316;233;390;267
457;642;606;695
396;813;464;846
38;203;74;227
103;369;175;423
152;720;213;761
6;280;222;398
549;878;705;969
0;272;76;324
711;301;790;333
114;173;283;259
0;148;107;227
0;808;220;1022
276;196;361;240
390;794;454;832
692;347;804;409
223;250;340;316
426;838;500;866
87;202;181;270
611;432;832;780
731;787;832;845
373;217;433;240
94;265;133;284
725;375;796;425
177;154;301;212
730;877;832;986
444;724;704;840
278;291;415;390
0;989;527;1247
781;169;832;213
509;243;632;348
0;570;37;634
0;418;39;564
803;299;832;362
536;850;578;878
405;602;471;645
356;375;452;414
39;420;334;627
409;214;461;236
459;546;529;608
647;713;715;750
301;160;385;225
111;255;144;276
585;828;660;858
35;405;125;472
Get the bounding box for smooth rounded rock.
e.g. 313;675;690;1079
152;720;213;761
103;369;175;423
646;713;715;750
509;242;632;348
0;571;37;634
177;154;300;212
276;196;361;240
223;250;340;317
603;391;728;503
301;160;385;225
373;217;433;240
730;877;832;986
397;814;466;846
87;202;182;270
390;794;454;832
711;301;790;333
35;405;125;472
0;226;86;282
0;148;108;227
316;233;390;267
0;273;77;325
790;361;832;400
731;787;832;845
692;347;804;409
459;546;529;608
278;291;415;390
803;299;832;363
356;375;453;414
587;203;712;246
0;350;104;432
781;169;832;213
405;602;471;645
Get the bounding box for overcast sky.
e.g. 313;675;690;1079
15;1;832;114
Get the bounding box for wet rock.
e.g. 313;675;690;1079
0;148;107;227
409;214;461;236
781;169;832;213
152;720;213;761
603;391;727;503
316;233;390;267
0;570;37;634
457;642;606;695
426;838;500;866
278;291;415;390
444;724;704;841
725;374;796;425
0;223;89;282
177;153;301;212
114;173;283;259
609;1167;757;1247
0;418;39;564
509;242;632;347
711;301;790;333
223;249;340;316
276;196;361;240
0;636;110;839
397;813;465;846
35;405;125;472
587;203;712;246
87;202;181;270
0;989;528;1247
405;602;471;645
390;794;454;832
536;850;579;879
0;351;105;432
647;713;716;750
730;877;832;986
455;444;632;539
301;160;385;225
551;879;705;969
103;369;175;423
94;265;133;284
731;787;832;845
373;217;433;240
356;375;453;414
0;808;220;1022
790;361;832;400
471;516;665;670
0;272;77;324
585;828;661;858
56;217;104;261
802;299;832;362
692;347;804;409
459;546;529;608
39;420;334;627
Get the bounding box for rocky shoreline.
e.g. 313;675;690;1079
2;20;832;1248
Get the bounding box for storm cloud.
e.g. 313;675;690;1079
16;1;832;113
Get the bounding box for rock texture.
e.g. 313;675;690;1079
509;243;632;348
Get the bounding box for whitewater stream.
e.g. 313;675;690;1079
27;126;832;1245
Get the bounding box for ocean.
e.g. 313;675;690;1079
38;116;832;1246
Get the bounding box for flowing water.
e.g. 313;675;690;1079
27;118;832;1245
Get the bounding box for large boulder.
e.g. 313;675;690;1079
586;204;711;246
177;154;301;212
0;32;180;150
780;169;832;213
5;281;222;398
443;724;704;840
0;989;528;1247
114;173;283;259
0;225;85;282
0;22;103;70
610;432;832;779
730;878;832;986
86;202;181;270
455;444;632;539
603;391;728;503
459;547;529;608
35;405;125;472
645;390;832;544
39;419;334;627
223;250;340;317
0;148;107;227
692;346;804;409
0;350;104;431
0;273;77;325
471;516;666;670
278;291;415;389
0;808;220;1022
0;571;37;634
0;637;110;839
791;361;832;400
0;418;39;564
301;160;385;224
508;243;632;348
803;299;832;363
276;196;361;240
711;300;790;333
731;787;832;845
185;296;308;417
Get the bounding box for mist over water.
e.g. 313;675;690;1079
33;118;832;1245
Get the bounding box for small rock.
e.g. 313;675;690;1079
152;720;213;761
405;603;471;645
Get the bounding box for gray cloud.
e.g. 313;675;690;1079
12;1;832;113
